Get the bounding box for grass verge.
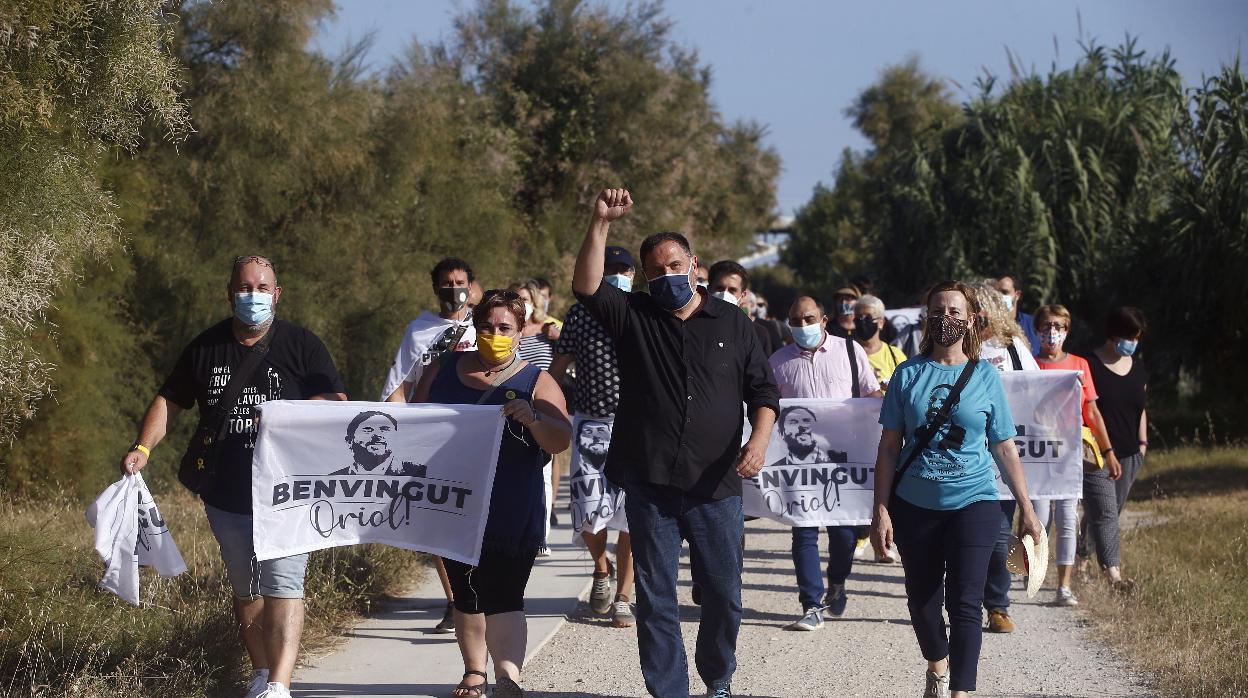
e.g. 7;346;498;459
0;487;426;697
1080;446;1248;698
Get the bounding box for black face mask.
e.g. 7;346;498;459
853;316;880;341
437;286;469;314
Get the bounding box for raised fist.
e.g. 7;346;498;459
593;188;633;223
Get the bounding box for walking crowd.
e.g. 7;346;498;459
117;189;1151;698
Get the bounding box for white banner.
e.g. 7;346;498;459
743;370;1083;527
85;473;186;605
567;415;627;542
252;401;505;565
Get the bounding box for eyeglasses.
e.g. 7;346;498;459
1038;322;1069;331
234;255;276;272
482;289;521;302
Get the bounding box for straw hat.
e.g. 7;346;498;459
1006;526;1050;598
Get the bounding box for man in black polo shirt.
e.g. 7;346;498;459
572;188;780;698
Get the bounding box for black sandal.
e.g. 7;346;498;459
452;670;488;697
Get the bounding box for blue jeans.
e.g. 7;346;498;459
983;500;1015;612
891;496;1000;693
624;482;743;698
791;525;858;609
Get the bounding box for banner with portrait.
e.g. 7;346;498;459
742;369;1083;527
567;415;628;542
251;401;505;565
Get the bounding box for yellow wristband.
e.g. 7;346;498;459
133;444;151;457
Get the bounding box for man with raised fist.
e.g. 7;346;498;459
572;189;780;698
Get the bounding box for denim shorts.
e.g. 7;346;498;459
204;503;309;600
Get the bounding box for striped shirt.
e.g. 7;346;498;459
517;333;555;370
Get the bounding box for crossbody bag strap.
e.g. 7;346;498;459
476;357;527;406
890;358;978;497
205;322;278;446
846;336;860;399
1006;342;1023;371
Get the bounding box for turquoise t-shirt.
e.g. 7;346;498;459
879;356;1015;511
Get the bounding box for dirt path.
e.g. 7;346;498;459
523;516;1156;698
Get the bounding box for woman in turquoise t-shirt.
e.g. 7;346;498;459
869;281;1043;698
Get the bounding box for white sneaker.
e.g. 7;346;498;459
243;669;270;698
1055;586;1080;606
536;545;552;557
256;682;291;698
923;670;950;698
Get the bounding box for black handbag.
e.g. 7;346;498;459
177;323;277;493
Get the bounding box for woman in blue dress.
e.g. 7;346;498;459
412;289;571;698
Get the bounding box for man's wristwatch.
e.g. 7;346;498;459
131;443;151;457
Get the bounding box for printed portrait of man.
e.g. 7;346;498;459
571;419;611;477
772;406;847;466
331;410;427;477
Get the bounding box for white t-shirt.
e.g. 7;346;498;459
379;311;477;400
980;336;1040;372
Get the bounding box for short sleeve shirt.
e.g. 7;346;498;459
159;318;346;514
879;357;1015;511
1036;353;1098;405
554;303;621;417
768;335;879;399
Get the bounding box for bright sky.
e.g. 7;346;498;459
314;1;1246;215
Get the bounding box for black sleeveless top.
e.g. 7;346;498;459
428;353;547;556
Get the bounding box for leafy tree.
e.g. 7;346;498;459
0;0;188;444
784;59;958;302
445;0;779;268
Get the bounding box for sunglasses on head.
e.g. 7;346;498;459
234;255;276;272
482;289;521;301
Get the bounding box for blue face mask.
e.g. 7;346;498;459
791;323;824;350
604;274;633;291
647;272;695;311
234;292;274;326
1115;338;1138;357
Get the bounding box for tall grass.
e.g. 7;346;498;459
1081;446;1248;698
0;488;424;697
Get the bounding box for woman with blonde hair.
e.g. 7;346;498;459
970;281;1038;373
508;279;566;557
870;280;1042;698
965;282;1038;634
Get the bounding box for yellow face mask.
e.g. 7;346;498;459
477;333;515;364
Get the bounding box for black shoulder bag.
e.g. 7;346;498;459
177;323;278;494
889;358;978;499
845;336;861;398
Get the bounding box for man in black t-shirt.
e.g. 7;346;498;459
118;255;346;698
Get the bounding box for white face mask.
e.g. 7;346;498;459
523;302;535;322
712;290;739;306
1001;294;1015;311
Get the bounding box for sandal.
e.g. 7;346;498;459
451;670;488;697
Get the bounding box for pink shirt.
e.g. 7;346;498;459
768;334;880;399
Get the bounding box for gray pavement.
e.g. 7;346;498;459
292;485;595;698
294;510;1156;698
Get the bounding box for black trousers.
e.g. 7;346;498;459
891;495;1000;693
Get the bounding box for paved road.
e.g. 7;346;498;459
291;487;594;698
295;510;1155;697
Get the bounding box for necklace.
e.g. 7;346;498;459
479;353;517;377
